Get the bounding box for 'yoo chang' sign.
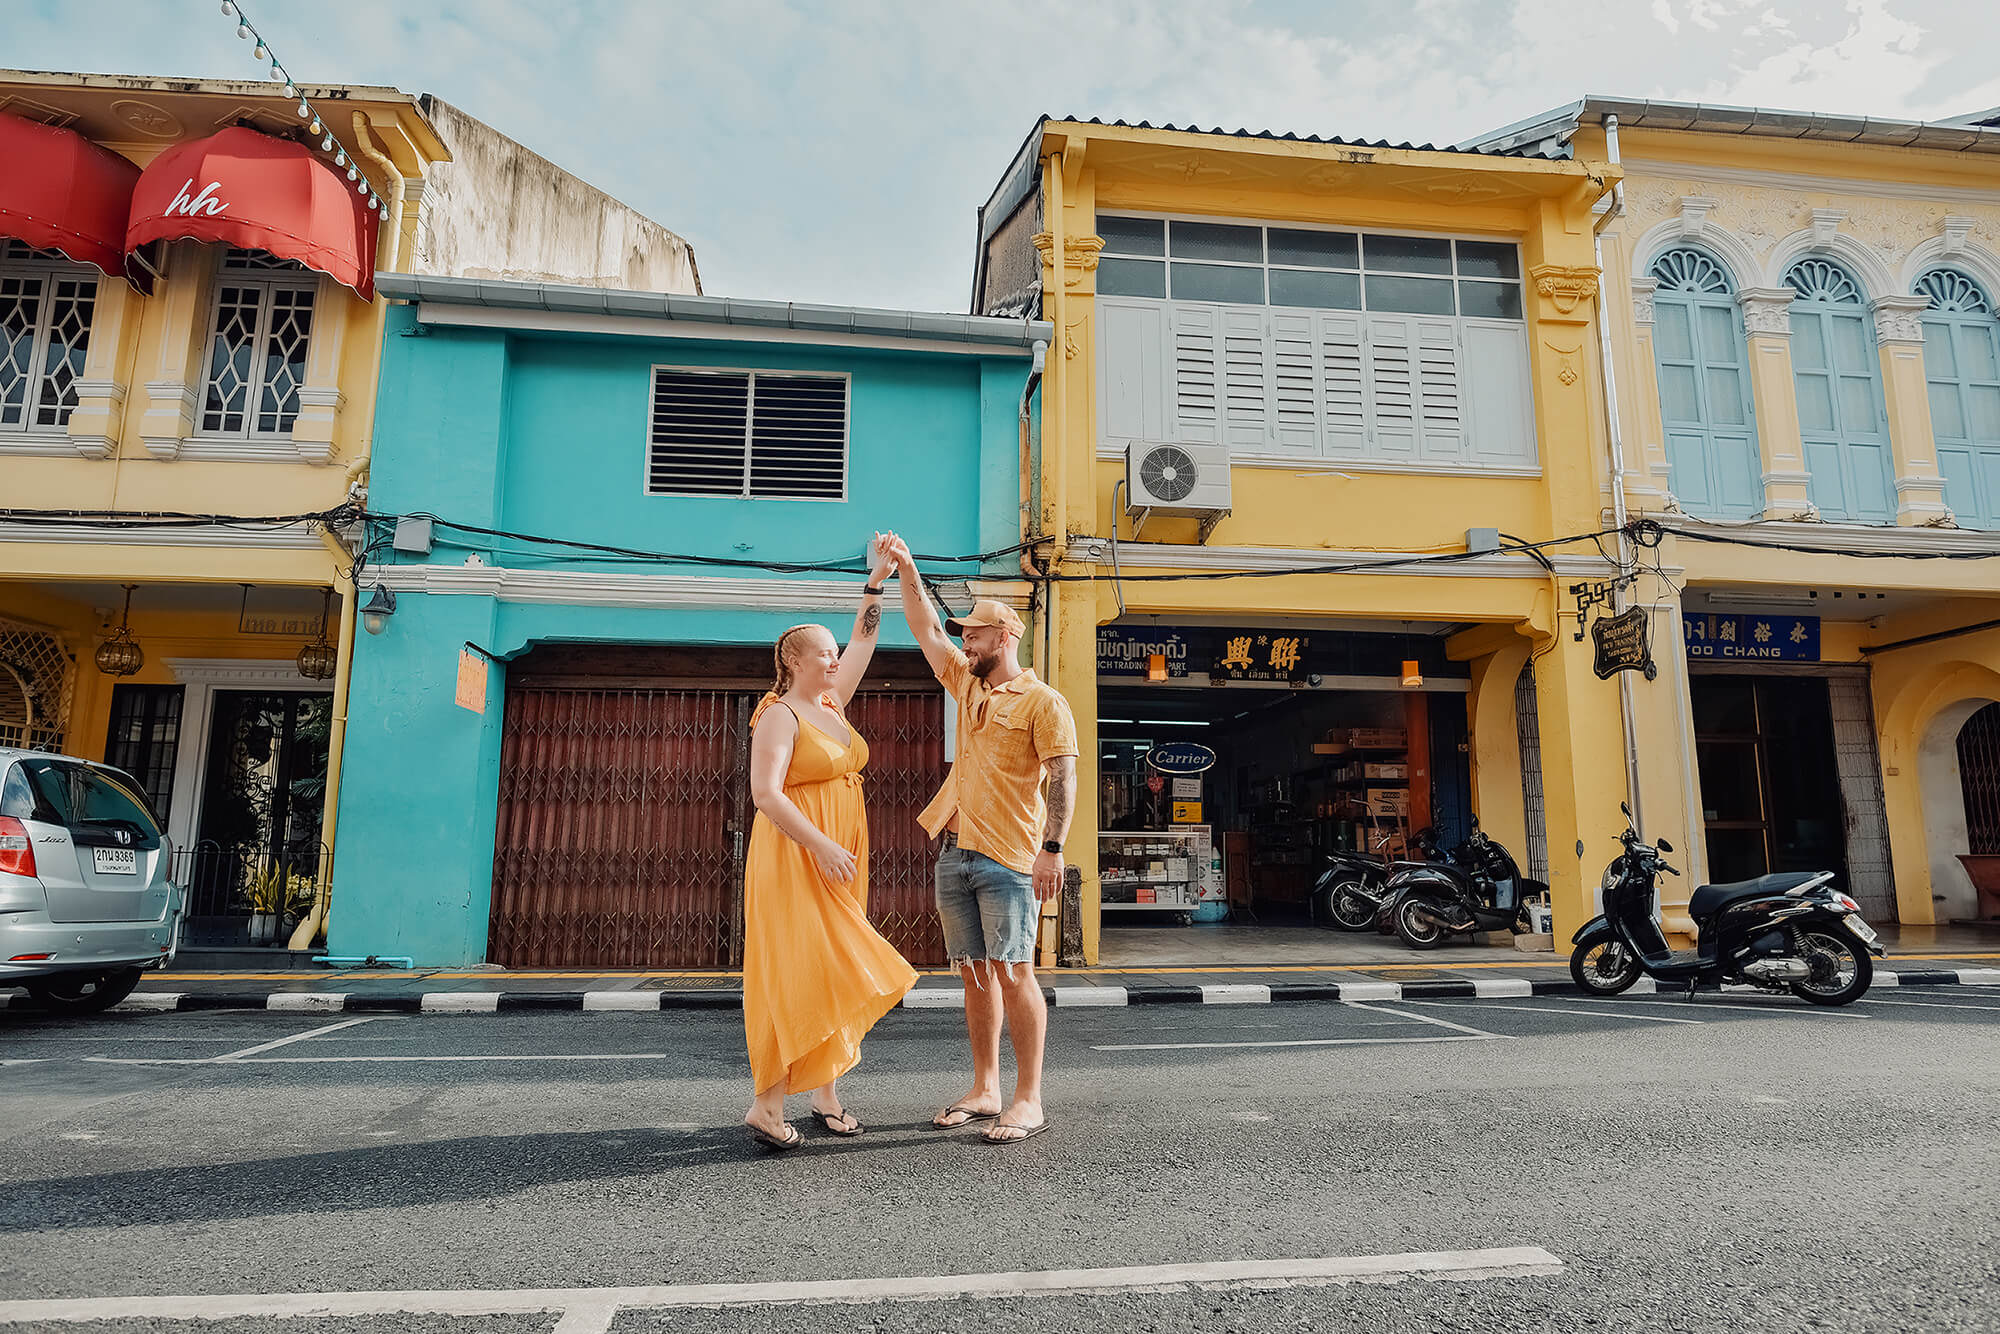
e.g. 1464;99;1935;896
1683;613;1820;662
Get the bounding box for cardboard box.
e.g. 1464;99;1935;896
1366;787;1410;817
1350;728;1407;749
1166;858;1190;881
1364;763;1407;780
1137;888;1156;904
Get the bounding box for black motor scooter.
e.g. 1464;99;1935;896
1309;827;1443;932
1383;819;1544;949
1570;804;1882;1006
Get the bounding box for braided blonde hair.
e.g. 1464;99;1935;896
771;623;819;698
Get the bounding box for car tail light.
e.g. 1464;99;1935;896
0;817;35;878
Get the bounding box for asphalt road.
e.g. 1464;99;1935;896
2;989;1998;1333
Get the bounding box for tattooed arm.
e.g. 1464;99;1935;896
832;532;894;706
1031;755;1076;902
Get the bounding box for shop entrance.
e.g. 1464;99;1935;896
1095;622;1479;964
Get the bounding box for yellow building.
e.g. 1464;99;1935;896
0;70;695;954
973;118;1639;964
1467;97;2000;935
968;104;2000;969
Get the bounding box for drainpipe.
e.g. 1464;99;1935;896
290;529;359;950
1018;338;1048;596
1589;115;1656;866
1043;153;1067;680
345;113;410;502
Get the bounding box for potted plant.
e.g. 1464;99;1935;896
238;866;312;946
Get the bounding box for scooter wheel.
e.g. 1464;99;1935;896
1394;898;1448;950
1787;927;1873;1007
1324;879;1378;933
1569;938;1640;995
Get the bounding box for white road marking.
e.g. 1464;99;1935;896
1857;995;2000;1014
1343;1000;1507;1039
1406;1000;1705;1026
264;992;349;1013
0;1247;1565;1325
1053;986;1128;1007
83;1052;676;1066
1093;1035;1498;1052
209;1017;376;1062
581;992;661;1012
1615;996;1865;1018
421;993;500;1012
1958;968;2000;986
1472;978;1533;998
1201;984;1271;1005
1335;980;1402;1001
902;990;965;1009
0;1059;45;1067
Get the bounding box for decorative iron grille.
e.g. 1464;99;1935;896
1960;702;2000;856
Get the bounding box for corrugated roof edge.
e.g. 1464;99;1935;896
376;273;1054;349
1461;95;2000;157
1047;115;1571;160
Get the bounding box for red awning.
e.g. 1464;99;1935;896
125;127;378;300
0;112;142;280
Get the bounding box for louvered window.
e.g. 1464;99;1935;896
199;249;316;438
1096;217;1534;471
648;368;848;499
0;239;97;435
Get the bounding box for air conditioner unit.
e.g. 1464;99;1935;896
1125;440;1232;542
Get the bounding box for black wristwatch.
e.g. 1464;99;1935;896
1042;839;1063;854
863;584;884;596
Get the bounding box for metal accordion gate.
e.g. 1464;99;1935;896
489;651;947;969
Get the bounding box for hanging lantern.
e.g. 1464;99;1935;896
95;585;145;678
1401;659;1423;689
296;588;337;680
1147;653;1168;683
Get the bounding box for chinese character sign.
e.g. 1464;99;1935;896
1682;613;1819;662
1212;631;1314;682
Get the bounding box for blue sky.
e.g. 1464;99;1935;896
14;0;1999;311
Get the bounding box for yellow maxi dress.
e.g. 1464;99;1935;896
743;693;917;1096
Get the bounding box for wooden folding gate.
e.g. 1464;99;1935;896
490;663;947;968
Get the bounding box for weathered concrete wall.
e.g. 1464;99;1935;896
413;97;699;293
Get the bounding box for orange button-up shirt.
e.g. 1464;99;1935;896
918;650;1079;876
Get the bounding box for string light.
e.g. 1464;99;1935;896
217;0;389;216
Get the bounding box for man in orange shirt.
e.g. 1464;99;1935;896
889;540;1076;1144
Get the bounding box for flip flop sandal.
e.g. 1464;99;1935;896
813;1110;864;1137
929;1104;1000;1130
982;1120;1052;1145
747;1123;804;1151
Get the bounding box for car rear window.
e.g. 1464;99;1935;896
0;767;34;820
20;760;164;842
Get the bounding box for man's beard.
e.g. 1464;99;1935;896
968;647;1002;679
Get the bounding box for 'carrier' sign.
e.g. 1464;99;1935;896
1683;613;1820;662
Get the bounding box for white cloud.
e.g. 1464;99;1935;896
7;0;1997;310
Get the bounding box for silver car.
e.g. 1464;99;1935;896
1;748;181;1013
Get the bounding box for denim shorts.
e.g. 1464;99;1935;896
935;832;1038;967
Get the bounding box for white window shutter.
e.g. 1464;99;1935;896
1317;311;1366;456
1414;317;1464;463
1097;298;1169;449
1220;306;1270;447
1270;311;1321;453
1170;303;1220;443
1365;314;1417;458
1462;321;1538;467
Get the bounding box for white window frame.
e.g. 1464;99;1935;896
1092;211;1538;476
644;364;852;502
0;241;99;448
193;250;319;448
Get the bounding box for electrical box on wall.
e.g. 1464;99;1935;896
393;517;435;555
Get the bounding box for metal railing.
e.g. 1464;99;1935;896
169;840;331;948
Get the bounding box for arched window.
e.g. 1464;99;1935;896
1917;269;2000;529
1648;247;1760;519
1784;258;1894;522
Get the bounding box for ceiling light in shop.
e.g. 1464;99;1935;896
1401;660;1423;688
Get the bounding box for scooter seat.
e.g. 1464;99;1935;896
1688;872;1824;918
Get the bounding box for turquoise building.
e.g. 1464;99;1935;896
328;275;1049;967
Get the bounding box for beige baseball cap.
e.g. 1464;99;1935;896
945;599;1025;638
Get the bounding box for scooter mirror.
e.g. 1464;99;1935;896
1620;801;1632;819
1657;838;1674;853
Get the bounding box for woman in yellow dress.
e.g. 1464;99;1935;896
742;533;918;1149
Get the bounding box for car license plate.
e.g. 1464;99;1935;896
93;847;137;875
1845;913;1878;943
